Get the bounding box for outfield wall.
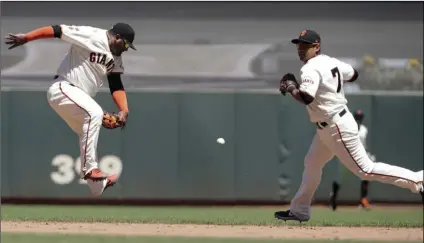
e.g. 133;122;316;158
1;89;422;204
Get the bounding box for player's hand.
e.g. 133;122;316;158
4;33;27;50
279;73;298;95
118;110;129;124
279;79;288;96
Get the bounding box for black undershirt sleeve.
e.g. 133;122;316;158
107;73;125;94
347;69;359;82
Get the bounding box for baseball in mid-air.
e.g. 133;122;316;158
217;137;226;144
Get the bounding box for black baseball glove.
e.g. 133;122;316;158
279;73;299;96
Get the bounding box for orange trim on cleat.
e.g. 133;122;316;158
103;174;118;192
83;168;107;181
360;197;371;209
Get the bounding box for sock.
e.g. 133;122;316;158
361;180;369;198
330;181;340;210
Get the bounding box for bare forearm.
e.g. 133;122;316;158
25;25;61;42
112;90;129;112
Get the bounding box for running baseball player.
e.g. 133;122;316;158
329;109;374;211
4;22;136;196
276;29;424;222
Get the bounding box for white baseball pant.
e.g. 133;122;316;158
46;80;103;178
289;107;423;221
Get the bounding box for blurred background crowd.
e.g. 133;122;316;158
1;2;422;92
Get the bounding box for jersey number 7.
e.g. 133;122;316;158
331;67;342;93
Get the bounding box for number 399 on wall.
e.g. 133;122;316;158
50;154;123;185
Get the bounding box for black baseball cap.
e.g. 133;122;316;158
111;22;136;50
291;29;321;45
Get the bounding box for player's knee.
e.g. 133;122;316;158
360;160;375;174
90;106;104;125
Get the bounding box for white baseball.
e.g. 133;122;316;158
217;138;225;144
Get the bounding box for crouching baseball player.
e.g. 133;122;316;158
276;29;424;222
5;22;137;196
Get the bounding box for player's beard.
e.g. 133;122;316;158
111;47;121;56
298;52;306;61
110;43;124;56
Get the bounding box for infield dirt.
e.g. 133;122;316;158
2;221;423;242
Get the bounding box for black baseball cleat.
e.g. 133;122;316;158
420;186;424;205
274;210;308;223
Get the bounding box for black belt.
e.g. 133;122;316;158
316;109;346;129
54;75;75;87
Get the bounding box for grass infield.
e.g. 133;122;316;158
2;204;423;227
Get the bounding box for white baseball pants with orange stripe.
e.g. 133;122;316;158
46;80;103;178
289;107;423;221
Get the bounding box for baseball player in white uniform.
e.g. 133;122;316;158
329;109;375;211
5;22;136;196
276;29;424;222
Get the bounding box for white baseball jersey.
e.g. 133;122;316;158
298;54;356;122
55;25;124;97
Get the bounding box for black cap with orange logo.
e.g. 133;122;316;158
111;22;136;50
291;29;321;45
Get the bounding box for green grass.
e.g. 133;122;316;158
1;205;423;227
2;233;421;243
